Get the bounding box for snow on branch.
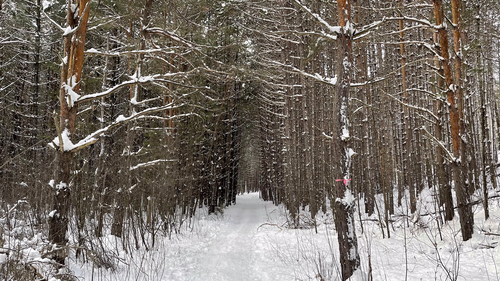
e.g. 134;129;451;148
421;43;445;61
416;112;437;125
75;69;199;104
252;76;303;90
350;98;388;113
280;6;442;44
75;79;141;104
87;16;125;31
257;92;286;107
49;128;97;152
291;1;390;40
238;24;302;44
355;17;440;40
350;77;387;88
421;126;456;163
292;0;342;36
0;79;21;93
41;8;65;33
85;48;175;57
381;90;439;121
377;24;432;37
384;16;442;30
269;30;337;42
146;27;197;49
63;75;80;108
134;112;201;122
322;132;333;140
353;18;385;40
3;200;28;218
49;102;185;153
267;60;337;86
0;38;30;45
130;159;178;171
42;2;90;37
67;3;91;37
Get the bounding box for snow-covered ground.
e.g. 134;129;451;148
70;192;293;281
4;191;498;280
66;191;500;281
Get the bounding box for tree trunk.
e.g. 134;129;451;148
477;15;489;220
434;0;473;241
450;0;474;240
333;0;360;279
49;0;91;264
433;31;454;221
486;53;498;196
398;4;416;214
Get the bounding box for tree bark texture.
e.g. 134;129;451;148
333;0;360;279
434;0;473;240
49;0;91;264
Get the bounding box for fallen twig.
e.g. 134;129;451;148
257;223;283;231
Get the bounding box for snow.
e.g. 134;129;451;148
42;0;56;10
340;102;349;141
347;148;356;158
50;129;76;151
63;191;500;280
325;76;337;85
62;26;74;36
49;101;183;153
50;128;99;152
336;188;355;205
292;0;342;35
55;182;67;191
70;192;293;281
63;75;80;107
115;114;127;122
322;131;333;139
449;83;458;92
49;128;98;152
22;247;41;259
268;59;338;86
0;232;63;280
129;159;177;170
48;210;57;218
0;253;7;263
341;127;350;140
343;56;351;70
344;20;354;36
3;192;500;280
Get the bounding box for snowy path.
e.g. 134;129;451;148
189;193;287;281
164;192;292;281
72;192;294;281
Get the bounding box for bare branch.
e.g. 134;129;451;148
421;126;456;163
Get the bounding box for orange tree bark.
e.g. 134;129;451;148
451;0;474;240
433;32;454;221
49;0;91;264
433;0;473;241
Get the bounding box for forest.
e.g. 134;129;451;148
1;0;499;280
